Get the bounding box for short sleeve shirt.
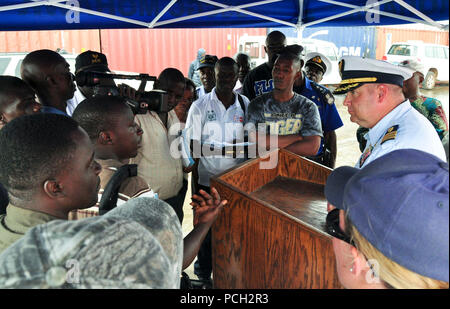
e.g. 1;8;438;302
242;62;273;101
294;77;343;133
185;88;250;186
357;101;446;168
246;92;323;137
130;110;183;200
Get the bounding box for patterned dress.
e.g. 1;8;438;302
410;96;449;141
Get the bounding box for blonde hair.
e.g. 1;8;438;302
347;219;448;289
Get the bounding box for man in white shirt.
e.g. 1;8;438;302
333;56;446;168
185;56;249;286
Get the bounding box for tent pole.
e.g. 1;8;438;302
168;0;297;28
306;0;394;27
99;29;102;54
155;0;296;28
394;0;444;29
0;0;65;12
297;0;304;39
308;0;442;28
148;0;178;28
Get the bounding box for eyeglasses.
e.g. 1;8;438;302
326;210;382;279
326;209;355;246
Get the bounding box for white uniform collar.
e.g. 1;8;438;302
365;100;411;146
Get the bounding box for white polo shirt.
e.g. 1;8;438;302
357;100;446;168
185;88;250;186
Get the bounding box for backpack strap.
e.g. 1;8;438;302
237;93;246;115
98;164;138;215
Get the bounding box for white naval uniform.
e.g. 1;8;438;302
185;87;249;186
358;100;446;168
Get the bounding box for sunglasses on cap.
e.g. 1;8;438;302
326;209;355;246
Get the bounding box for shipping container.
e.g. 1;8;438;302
0;28;266;77
0;29;101;54
304;26;377;59
1;26;447;76
99;28;266;76
273;25;449;61
375;26;449;59
273;26;377;59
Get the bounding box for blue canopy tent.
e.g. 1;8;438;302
0;0;448;31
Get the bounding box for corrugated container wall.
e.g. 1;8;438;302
3;27;447;74
0;30;101;54
100;28;266;76
375;27;449;59
1;28;266;76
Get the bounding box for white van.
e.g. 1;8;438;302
237;35;341;85
383;41;449;89
0;52;77;77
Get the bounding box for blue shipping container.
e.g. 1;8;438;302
271;26;377;59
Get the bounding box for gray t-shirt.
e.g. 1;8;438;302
246;92;323;137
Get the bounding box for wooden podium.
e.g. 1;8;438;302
210;149;342;289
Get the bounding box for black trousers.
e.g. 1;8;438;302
193;184;212;279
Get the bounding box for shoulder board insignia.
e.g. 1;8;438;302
381;125;399;145
310;80;335;105
325;93;334;105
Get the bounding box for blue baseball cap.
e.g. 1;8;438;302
197;54;218;70
324;149;449;282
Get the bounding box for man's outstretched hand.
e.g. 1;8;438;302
190;187;227;227
182;187;227;270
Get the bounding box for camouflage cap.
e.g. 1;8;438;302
0;197;183;289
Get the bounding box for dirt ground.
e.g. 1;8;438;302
181;85;449;280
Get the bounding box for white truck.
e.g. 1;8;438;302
383;41;449;90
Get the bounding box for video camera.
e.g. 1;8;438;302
75;71;168;114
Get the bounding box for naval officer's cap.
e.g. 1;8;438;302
333;56;413;95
